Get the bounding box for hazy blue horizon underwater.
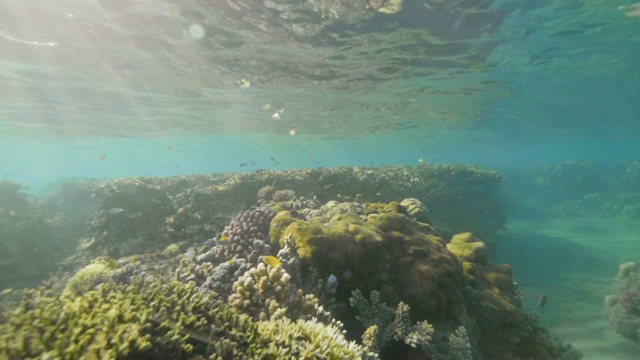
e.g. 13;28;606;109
2;132;640;195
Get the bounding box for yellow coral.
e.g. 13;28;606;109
377;0;403;13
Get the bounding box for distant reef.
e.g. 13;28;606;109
502;160;640;219
0;165;581;359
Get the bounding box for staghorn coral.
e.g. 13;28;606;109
257;317;379;360
0;277;265;360
350;289;434;354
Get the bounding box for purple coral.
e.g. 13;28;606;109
211;207;276;264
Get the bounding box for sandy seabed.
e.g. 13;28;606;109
496;215;640;359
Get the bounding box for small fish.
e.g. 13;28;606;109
127;212;143;218
219;235;229;242
537;294;548;308
326;274;338;294
131;255;137;263
272;112;280;120
262;103;271;110
270;157;276;161
167;145;173;150
228;258;234;265
239;163;248;167
288;129;296;135
418;158;424;163
262;255;281;267
107;208;125;214
237;78;251;89
99;155;106;160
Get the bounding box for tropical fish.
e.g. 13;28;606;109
236;78;251;89
107;208;125;214
262;255;281;267
99;155;106;160
219;235;229;242
326;274;338;295
537;294;548;307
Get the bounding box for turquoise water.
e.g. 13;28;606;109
2;0;640;359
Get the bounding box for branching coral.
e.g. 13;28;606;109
228;261;327;323
212;207;275;264
0;278;265;360
349;289;434;353
257;317;379;360
448;326;473;360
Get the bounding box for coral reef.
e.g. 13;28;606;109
504;160;640;220
0;167;582;360
0;277;266;360
605;261;640;343
448;326;473;360
212;207;276;264
61;257;118;299
349;289;434;353
257;317;379;360
271;200;464;321
0;181;62;289
447;233;581;360
228;261;324;322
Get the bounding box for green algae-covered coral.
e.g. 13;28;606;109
270;203;464;321
0;278;264;360
257;317;379;360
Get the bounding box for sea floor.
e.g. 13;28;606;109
494;215;640;359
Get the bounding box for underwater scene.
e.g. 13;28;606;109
1;0;639;359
